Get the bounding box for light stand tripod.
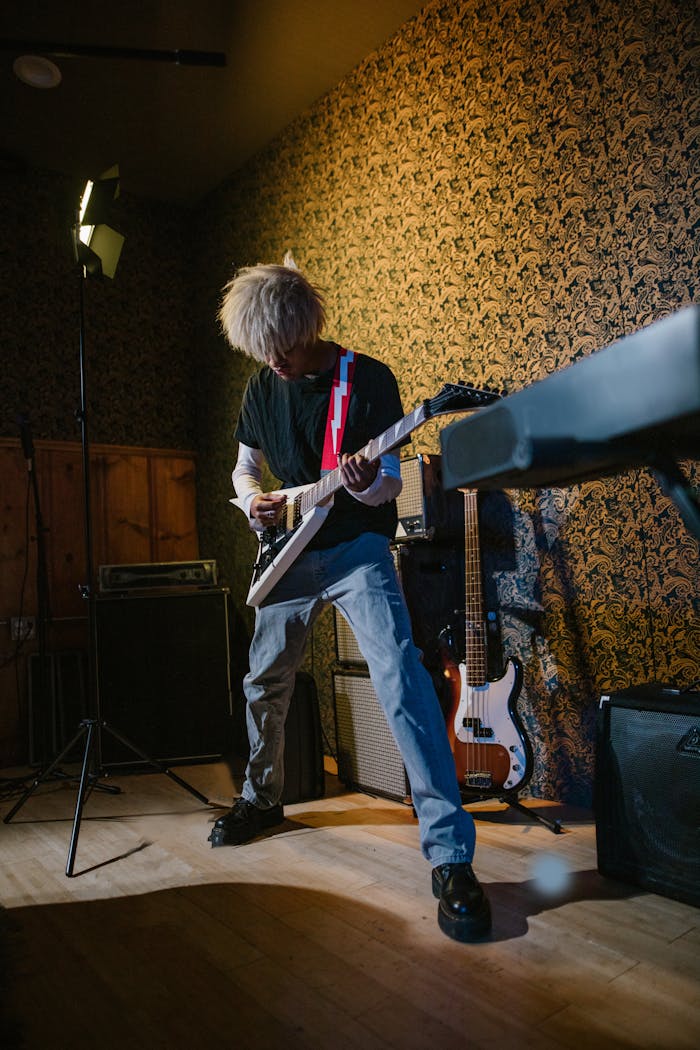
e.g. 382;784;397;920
4;181;212;875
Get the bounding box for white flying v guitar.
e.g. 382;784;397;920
234;381;501;606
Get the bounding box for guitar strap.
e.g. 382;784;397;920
320;346;358;475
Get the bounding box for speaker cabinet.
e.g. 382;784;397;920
95;589;232;770
595;685;700;907
333;610;366;667
333;672;410;803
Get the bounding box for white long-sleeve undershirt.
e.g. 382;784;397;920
232;443;402;529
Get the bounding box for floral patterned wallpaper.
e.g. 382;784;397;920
194;0;699;807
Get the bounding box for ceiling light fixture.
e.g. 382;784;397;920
13;54;62;88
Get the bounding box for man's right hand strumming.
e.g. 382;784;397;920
250;492;287;527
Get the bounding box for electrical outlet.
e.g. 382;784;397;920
10;616;36;641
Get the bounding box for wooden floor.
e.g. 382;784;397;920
0;761;698;1050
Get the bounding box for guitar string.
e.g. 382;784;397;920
298;405;425;518
465;489;477;782
293;385;491;522
255;384;494;602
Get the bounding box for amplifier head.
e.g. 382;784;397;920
99;559;218;593
395;454;463;542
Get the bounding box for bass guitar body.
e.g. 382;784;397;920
441;652;532;796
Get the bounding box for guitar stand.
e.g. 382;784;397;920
463;789;563;834
4;718;212;876
496;791;563;834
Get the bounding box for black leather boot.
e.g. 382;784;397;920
208;798;285;847
432;862;492;941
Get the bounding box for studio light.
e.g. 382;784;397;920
73;165;124;278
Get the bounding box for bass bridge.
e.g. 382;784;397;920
463;770;493;790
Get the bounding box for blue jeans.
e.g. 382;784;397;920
241;532;476;866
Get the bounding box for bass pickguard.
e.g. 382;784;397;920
445;656;531;795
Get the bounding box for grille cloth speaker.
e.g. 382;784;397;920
334;612;365;665
395;454;463;541
595;689;700;907
395;457;424;530
333;672;410;803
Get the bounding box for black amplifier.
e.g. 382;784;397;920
595;685;700;907
98;559;218;593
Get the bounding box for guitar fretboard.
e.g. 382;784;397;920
298;404;427;517
463;489;487;686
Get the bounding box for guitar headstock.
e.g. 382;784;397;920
426;381;503;417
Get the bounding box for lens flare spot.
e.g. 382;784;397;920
530;852;571;896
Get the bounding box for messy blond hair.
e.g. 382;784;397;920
218;254;326;364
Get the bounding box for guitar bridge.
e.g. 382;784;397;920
464;771;493;790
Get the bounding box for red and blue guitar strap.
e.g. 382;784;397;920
320;346;358;475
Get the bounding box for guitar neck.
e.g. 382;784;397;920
298;403;427;516
463;489;487;686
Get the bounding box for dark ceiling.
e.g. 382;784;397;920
0;0;426;205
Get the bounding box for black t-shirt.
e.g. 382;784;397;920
234;347;405;549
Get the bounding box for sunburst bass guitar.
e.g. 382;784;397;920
440;489;533;796
234;382;500;606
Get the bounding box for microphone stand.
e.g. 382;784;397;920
4;246;212;876
17;412;52;765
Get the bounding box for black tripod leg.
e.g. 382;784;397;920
103;724;211;805
66;720;98;877
50;768;121;795
3;722;89;824
501;794;563;834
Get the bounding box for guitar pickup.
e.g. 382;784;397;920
462;717;494;738
292;493;304;528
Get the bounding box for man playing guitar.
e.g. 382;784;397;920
212;254;491;943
